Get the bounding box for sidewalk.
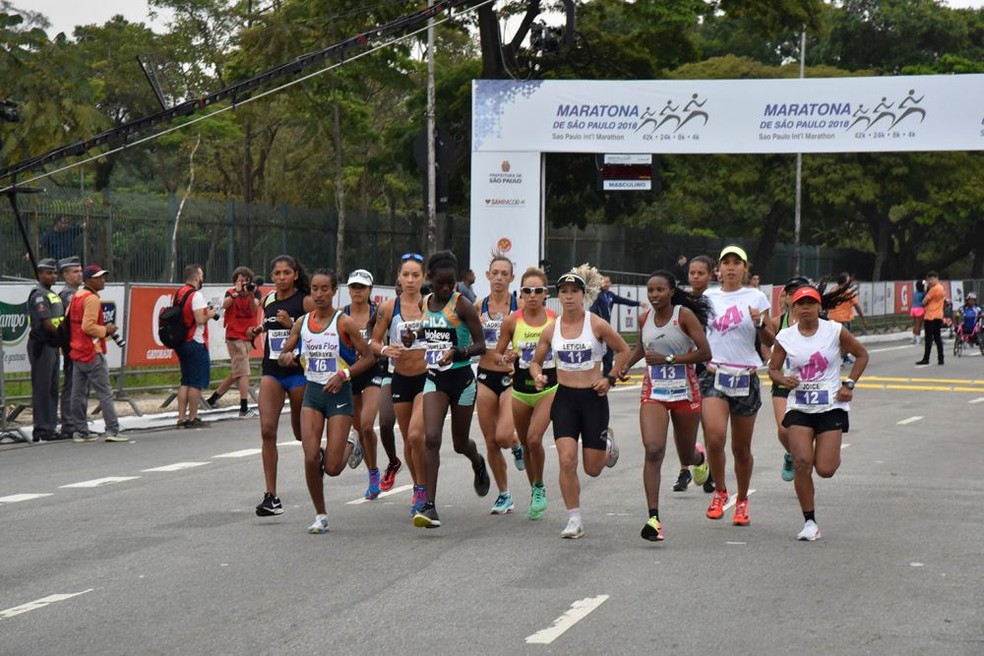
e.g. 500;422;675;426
0;330;916;446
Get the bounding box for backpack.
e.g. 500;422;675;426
158;287;195;349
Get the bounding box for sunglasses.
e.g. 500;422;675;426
401;253;424;262
521;286;547;295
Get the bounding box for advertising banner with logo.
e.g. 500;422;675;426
469;151;542;298
614;285;646;334
895;282;913;314
472;76;984;155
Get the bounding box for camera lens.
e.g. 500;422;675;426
245;282;256;292
111;333;126;347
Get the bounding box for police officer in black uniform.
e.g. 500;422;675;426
28;258;66;442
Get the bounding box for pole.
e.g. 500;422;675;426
425;0;437;251
793;28;806;277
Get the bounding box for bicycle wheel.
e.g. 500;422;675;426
953;339;962;357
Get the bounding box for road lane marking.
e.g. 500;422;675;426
970;397;984;404
0;493;54;504
60;477;139;489
141;462;210;473
841;443;850;450
723;488;756;512
0;590;93;620
864;376;984;384
213;448;262;458
347;484;413;505
897;416;923;425
525;595;610;645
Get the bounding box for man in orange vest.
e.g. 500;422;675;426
915;271;946;366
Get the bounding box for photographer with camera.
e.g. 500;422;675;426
206;267;262;417
175;264;218;428
66;265;127;442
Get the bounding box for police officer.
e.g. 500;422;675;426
58;256;84;439
28;258;65;442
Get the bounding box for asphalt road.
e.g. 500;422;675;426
2;339;982;655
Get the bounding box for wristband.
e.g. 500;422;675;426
380;345;389;357
340;368;351;381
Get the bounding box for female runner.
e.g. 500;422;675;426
529;265;631;539
475;253;524;515
701;245;773;526
412;251;490;529
277;270;374;533
622;270;712;541
495;267;557;520
370;254;428;515
247;255;315;517
768;285;868;540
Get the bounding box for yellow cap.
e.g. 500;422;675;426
719;245;748;262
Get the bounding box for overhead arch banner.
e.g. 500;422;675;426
472;75;984;154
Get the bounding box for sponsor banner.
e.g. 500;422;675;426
895;282;913;314
858;283;873;318
469;151;542;298
614;285;646;333
883;282;895;319
950;281;964;306
472;76;984;154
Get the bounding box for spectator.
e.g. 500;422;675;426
27;258;65;442
910;279;925;345
827;272;867;365
916;271;945;366
206;266;261;416
456;268;477;303
589;275;642;377
176;264;217;428
39;215;85;261
671;254;689;283
748;273;761;288
66;265;126;442
57;256;84;439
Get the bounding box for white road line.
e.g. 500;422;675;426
0;493;54;504
0;589;93;620
969;397;984;404
141;462;210;473
897;416;924;425
868;345;914;354
841;443;851;450
213;448;262;459
59;476;140;489
347;484;414;505
609;385;641;394
525;595;610;645
723;488;756;512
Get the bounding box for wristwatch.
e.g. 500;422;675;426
842;378;856;390
606;374;618;386
664;354;675;365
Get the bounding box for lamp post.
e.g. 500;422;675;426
793;28;806;277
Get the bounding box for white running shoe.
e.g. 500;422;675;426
347;433;363;469
797;519;821;541
308;514;329;534
560;516;584;539
604;428;619;468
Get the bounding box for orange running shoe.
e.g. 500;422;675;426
733;498;750;526
706;489;728;519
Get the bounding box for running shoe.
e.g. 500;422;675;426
410;485;426;517
413;502;441;528
255;492;283;517
703;470;716;493
782;453;795;482
528;484;547;520
347;433;363;469
560;516;584;539
365;468;381;500
692;443;709;486
185;418;207;428
797;519;821;541
490;492;515;515
604;427;619;468
511;444;526;471
732;498;750;526
672;469;692;492
307;514;329;534
104;433;129;443
640;516;664;542
380;458;401;491
706;489;728;520
72;431;89;443
473;456;491;497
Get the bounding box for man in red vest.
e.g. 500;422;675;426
176;264;218;428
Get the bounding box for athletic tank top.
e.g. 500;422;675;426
512;308;557;392
388;295;426;371
551;311;605;372
641;305;698;402
423;292;472;372
299;310;349;384
345;301;379;370
261;290;307;377
480;293;519;348
776;319;848;414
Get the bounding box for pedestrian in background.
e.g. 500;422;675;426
207;266;261;416
589;274;642;377
67;265;126;442
456;268;477;303
827;272;867;365
910;279;925;345
27;258;65;442
916;271;946;366
57;256;84;439
175;264;217;428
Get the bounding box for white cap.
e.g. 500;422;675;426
346;269;373;287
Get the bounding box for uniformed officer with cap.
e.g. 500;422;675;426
57;256;84;438
28;258;65;442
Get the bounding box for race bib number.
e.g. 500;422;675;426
307;357;337;375
647;364;690;402
556;345;593;371
483;320;501;348
794;390;830;406
398;320;426;350
425;341;453;371
713;366;751;397
267;329;290;359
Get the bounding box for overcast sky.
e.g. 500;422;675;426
23;0;984;41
